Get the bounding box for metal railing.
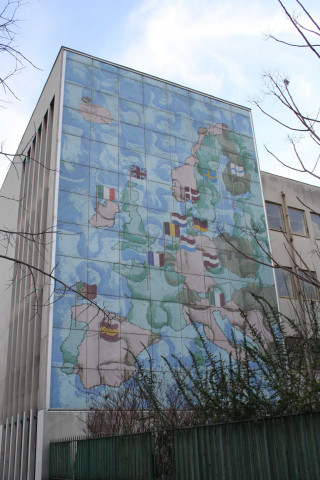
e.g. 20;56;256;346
49;410;320;479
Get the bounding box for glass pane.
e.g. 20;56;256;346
288;208;307;236
299;270;319;300
266;203;284;231
311;213;320;239
275;269;294;297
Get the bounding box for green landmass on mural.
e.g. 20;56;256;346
214;233;258;278
232;285;277;313
60;320;88;374
222;163;251;195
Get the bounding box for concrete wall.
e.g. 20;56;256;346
0;47;65;480
36;410;87;480
0;161;22;420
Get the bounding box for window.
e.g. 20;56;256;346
285;336;320;371
285;336;304;370
311;213;320;239
298;270;319;301
288;207;308;236
265;202;285;231
275;269;295;298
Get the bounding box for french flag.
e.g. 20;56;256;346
147;251;165;267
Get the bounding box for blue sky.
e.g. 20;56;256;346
1;0;319;187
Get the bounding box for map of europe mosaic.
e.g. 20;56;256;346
50;51;276;409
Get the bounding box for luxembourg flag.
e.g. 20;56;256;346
147;251;165;267
203;252;219;269
96;185;116;201
180;235;196;252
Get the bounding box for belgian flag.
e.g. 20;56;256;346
164;222;180;237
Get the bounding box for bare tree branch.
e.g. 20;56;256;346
0;0;40;102
277;0;320;60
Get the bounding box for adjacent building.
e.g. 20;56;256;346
0;47;318;479
261;172;320;323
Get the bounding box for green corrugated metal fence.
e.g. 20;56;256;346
49;411;320;479
50;433;153;479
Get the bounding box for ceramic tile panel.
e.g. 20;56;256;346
50;55;277;408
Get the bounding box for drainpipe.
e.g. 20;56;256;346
281;191;308;339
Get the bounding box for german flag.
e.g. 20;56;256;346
164;222;180;237
193;217;208;232
100;322;119;342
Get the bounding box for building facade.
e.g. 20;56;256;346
0;47;318;479
261;172;320;320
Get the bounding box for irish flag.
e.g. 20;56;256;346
96;185;116;201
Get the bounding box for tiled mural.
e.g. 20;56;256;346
50;50;276;408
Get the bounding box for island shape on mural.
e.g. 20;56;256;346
78;96;112;124
89;200;120;228
72;304;160;389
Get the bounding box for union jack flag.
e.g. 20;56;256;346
130;165;147;179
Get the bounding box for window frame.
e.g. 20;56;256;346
298;270;319;301
288;207;308;237
311;212;320;239
265;201;285;232
275;268;295;298
285;336;320;371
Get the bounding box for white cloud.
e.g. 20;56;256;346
120;0;296;97
1;0;319;187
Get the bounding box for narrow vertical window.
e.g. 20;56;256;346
298;270;319;301
288;208;308;236
311;213;320;239
265;202;285;231
275;269;295;298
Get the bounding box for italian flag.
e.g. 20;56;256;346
96;185;115;201
209;290;225;307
